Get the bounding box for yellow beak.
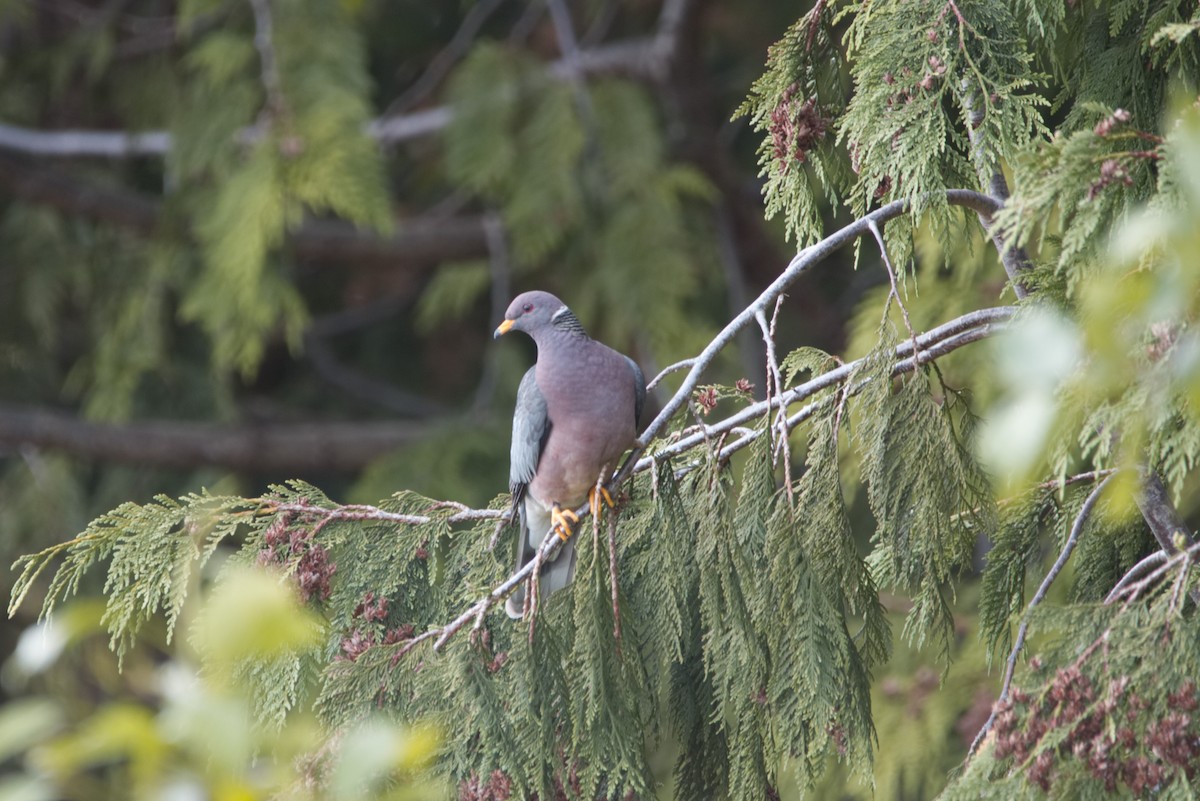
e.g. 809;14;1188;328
494;319;515;338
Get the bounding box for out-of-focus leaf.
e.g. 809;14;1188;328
0;699;63;763
0;775;56;801
329;719;440;801
191;568;324;670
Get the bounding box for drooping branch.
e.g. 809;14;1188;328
632;189;1001;450
357;303;1009;655
395;190;1008;654
968;473;1116;756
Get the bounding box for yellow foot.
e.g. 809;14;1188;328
588;485;616;520
551;505;580;542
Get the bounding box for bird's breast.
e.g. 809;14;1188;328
529;346;638;507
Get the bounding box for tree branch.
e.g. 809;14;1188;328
0;33;678;159
388;191;1009;655
248;0;288;123
1133;468;1200;606
0;152;489;267
383;0;508;116
0;405;427;473
323;303;1009;657
633;189;1000;448
1134;469;1197;556
962;85;1033;298
968;473;1117;756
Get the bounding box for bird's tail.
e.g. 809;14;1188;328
504;500;578;619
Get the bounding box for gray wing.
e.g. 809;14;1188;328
510;366;551;506
626;355;647;427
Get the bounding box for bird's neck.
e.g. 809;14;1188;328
533;323;590;362
548;307;588;337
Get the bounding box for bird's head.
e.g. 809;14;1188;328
494;290;579;339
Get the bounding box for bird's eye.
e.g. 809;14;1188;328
522;303;534;313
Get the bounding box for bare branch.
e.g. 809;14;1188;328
0;404;430;474
633;189;1001;451
1104;551;1169;604
266;500;503;527
647;358;697;391
0;123;171;158
248;0;288;122
1133;469;1200;607
1134;469;1197;555
409;306;1013;654
0;153;489;267
1103;540;1200;607
969;473;1117;757
0;34;677;159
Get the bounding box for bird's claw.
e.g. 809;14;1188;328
588;485;615;520
552;505;579;541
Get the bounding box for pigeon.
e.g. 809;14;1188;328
494;290;645;618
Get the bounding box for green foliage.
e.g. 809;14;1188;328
9;355;1000;799
949;585;1200;800
1;0;393;415
9;490;255;666
174;0;391;377
856;335;996;659
9;2;1200;799
2;570;441;801
444;42;716;361
739;0;1045;250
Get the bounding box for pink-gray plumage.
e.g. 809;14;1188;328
493;290;645;618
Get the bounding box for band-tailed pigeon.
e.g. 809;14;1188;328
494;290;646;618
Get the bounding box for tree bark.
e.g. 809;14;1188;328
0;404;425;473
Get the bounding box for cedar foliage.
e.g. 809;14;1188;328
8;1;1200;799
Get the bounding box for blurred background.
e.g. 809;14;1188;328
0;1;1015;798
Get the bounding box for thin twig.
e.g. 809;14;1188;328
609;514;622;646
1103;551;1169;604
647;358;697;391
631;191;1001;453
755;303;792;500
266;500;505;527
473;214;511;416
968;473;1116;757
0;36;673;158
868;218;920;357
384;0;508;116
1104;540;1200;607
248;0;288;123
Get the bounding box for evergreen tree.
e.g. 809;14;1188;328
5;1;1200;799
